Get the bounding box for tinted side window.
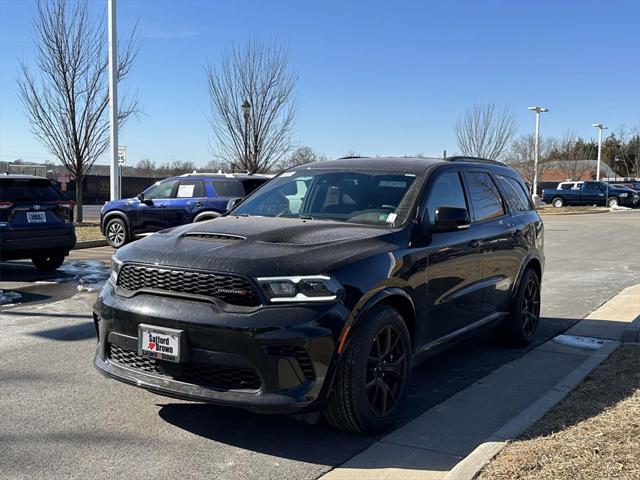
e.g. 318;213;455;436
240;179;268;195
496;175;531;212
506;176;534;211
144;180;178;199
176;180;204;198
465;172;505;221
212;180;246;197
424;171;467;224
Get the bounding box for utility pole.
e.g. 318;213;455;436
592;123;607;181
528;106;549;200
108;0;120;200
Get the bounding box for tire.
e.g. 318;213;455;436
494;268;541;346
31;255;65;271
607;197;619;208
551;197;564;208
104;217;129;248
324;305;411;434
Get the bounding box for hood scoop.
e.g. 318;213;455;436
182;232;246;242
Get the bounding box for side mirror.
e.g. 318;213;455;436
136;193;144;202
226;197;242;211
433;207;471;233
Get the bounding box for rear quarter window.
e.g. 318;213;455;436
211;180;246;197
0;178;64;202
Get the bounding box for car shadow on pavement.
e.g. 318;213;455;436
157;316;580;467
30;322;96;341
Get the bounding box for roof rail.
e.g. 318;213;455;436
445;156;504;165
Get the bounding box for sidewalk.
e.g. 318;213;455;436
320;284;640;480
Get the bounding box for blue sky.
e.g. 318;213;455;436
1;0;639;167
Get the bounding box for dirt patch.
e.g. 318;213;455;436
477;344;640;480
75;224;103;242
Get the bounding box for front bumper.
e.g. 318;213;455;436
93;282;349;413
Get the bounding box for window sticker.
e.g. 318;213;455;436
177;184;195;198
386;213;398;223
379;180;407;188
379;213;389;221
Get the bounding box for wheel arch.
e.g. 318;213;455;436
513;254;543;299
338;287;417;355
101;211;131;235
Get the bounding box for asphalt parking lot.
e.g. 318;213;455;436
1;211;639;480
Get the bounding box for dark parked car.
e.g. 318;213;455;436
94;157;544;434
0;174;76;270
541;181;639;208
100;173;270;248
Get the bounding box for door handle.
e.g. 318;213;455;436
194;202;203;207
468;239;481;248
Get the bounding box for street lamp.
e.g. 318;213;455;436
242;100;251;171
528;106;549;200
592;123;607;181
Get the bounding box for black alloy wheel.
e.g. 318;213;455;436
324;304;411;434
366;324;408;417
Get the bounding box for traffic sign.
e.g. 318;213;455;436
118;146;126;166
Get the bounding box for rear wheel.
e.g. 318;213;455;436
105;218;128;248
31;255;65;271
552;197;564;208
324;305;411;434
495;268;541;346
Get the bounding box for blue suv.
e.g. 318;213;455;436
100;173;269;248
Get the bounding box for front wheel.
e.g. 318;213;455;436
494;268;541;346
104;218;129;248
607;197;619;208
324;305;411;434
32;255;65;271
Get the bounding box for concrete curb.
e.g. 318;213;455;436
444;340;621;480
73;239;108;249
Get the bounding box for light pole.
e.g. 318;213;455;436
107;0;120;200
528;106;549;200
592;123;607;181
242;100;251;172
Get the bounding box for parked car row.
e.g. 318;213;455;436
541;180;639;208
93;156;545;434
100;173;270;247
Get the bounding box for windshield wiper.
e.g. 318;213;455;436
298;215;314;220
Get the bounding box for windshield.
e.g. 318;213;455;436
232;169;422;226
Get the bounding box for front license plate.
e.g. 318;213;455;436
138;324;183;362
27;211;46;223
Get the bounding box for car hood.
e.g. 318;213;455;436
116;216;401;276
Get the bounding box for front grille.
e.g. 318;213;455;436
266;346;315;381
117;264;261;306
108;344;261;391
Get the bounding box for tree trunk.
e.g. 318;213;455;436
75;173;83;223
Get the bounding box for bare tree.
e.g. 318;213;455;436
548;132;597;181
17;0;137;222
206;40;297;173
136;158;155;175
455;102;517;161
275;146;326;171
505;134;551;188
203;158;231;173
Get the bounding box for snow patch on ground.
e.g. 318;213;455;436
0;290;23;306
553;334;606;350
58;260;110;291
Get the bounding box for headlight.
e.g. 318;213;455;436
256;275;342;303
620;193;628;197
110;255;123;284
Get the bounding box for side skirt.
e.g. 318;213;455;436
411;311;507;366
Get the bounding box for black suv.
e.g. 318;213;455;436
1;174;76;270
94;157;544;434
